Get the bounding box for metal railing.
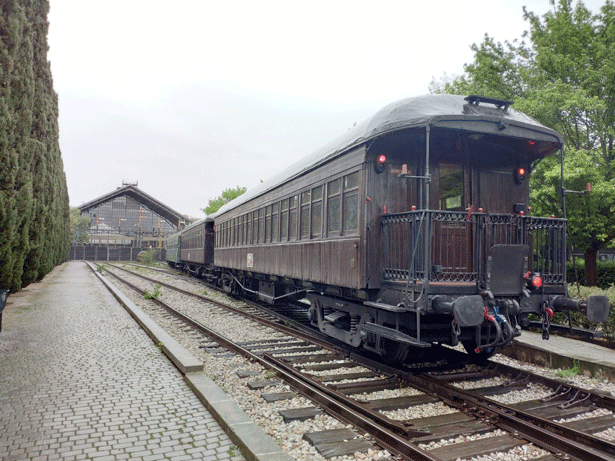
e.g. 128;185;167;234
382;210;566;285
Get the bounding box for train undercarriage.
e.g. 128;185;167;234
172;209;609;364
172;258;608;365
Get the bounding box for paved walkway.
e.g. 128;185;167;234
511;329;615;381
0;262;246;461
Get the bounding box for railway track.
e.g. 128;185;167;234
94;262;615;461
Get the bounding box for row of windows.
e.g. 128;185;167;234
216;171;360;248
182;227;204;250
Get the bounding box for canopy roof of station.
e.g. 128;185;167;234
78;184;190;226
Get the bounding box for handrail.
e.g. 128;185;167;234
382;210;567;286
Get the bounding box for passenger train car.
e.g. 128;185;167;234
168;94;609;363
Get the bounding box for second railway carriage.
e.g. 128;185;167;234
176;218;215;277
205;94;608;362
165;232;181;268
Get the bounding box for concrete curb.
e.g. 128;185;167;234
87;263;293;461
503;331;615;381
91;264;203;374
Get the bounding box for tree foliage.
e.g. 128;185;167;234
202;186;247;215
431;0;615;285
70;208;90;245
0;0;70;292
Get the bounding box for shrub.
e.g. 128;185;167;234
566;259;615;289
552;284;615;340
137;248;160;265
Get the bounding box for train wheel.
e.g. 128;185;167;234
381;338;409;365
462;340;496;363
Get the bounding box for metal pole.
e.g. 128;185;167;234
561;147;566;220
425;125;431;209
423;126;431;292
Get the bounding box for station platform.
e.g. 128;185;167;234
0;262;290;461
505;328;615;381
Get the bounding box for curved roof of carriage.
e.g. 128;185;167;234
213;93;563;219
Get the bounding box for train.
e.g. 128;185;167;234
167;94;609;363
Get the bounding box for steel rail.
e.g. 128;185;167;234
102;263;345;354
351;354;615;461
100;263;615;460
98;264;443;461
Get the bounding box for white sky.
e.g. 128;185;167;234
47;0;606;219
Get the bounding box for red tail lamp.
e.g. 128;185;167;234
514;167;527;184
524;271;543;290
375;154;387;174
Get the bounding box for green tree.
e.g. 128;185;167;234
0;0;69;291
70;208;91;245
202;186;247;215
431;0;615;286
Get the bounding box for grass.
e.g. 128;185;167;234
144;284;162;300
556;359;581;379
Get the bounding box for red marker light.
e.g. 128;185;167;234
411;205;416;210
524;272;543;290
514;167;527;184
375;154;387;173
587;183;592;192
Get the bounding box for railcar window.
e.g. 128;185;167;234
238;215;243;246
439;163;464;211
289;195;298;240
252;211;258;244
311;185;323;237
265;205;272;243
300;191;311;239
344;171;359;190
327;179;341;235
343;195;358;233
258;208;265;244
281;199;289;240
343;171;359;234
245;213;251;245
272;203;279;242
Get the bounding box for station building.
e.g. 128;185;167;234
70;183;194;261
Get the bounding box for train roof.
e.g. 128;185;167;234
171;216;213;238
213;94;563;218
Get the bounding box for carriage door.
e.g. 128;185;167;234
433;163;473;278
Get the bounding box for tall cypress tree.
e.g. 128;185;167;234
0;0;69;291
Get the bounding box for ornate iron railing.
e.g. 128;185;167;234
382;210;566;285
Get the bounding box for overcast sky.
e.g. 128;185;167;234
47;0;606;219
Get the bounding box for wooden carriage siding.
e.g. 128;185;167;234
214;147;366;289
68;245;167;262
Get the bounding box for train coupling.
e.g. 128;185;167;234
432;295;484;327
550;295;610;323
